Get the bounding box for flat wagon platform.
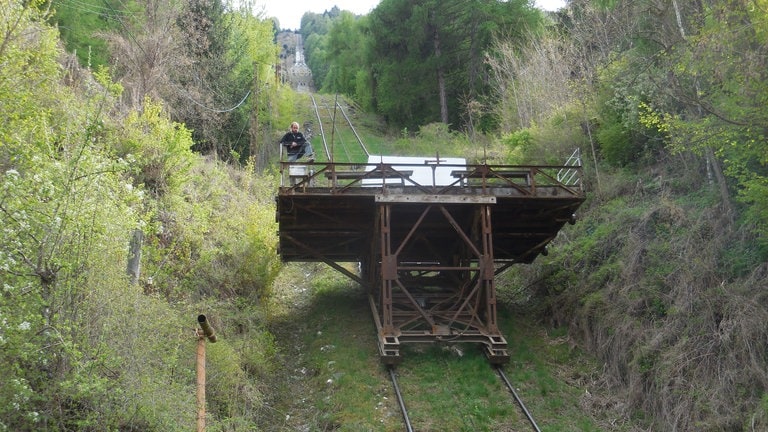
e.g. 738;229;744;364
277;158;585;364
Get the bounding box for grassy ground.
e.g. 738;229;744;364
303;94;397;163
263;263;635;431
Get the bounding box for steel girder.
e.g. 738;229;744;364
369;200;509;365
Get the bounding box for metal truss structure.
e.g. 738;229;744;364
277;160;585;364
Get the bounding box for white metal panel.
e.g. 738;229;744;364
364;155;467;187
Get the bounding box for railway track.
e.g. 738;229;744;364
496;366;542;432
388;364;542;431
309;94;369;162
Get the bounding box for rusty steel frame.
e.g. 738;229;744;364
276;161;585;365
371;201;508;364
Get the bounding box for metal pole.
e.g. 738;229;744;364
198;315;217;343
196;332;206;432
196;315;216;432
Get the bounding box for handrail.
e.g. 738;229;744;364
557;148;582;186
280;161;584;197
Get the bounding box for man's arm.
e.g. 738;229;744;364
279;133;292;146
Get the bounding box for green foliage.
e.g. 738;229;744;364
138;158;281;302
501;128;534;164
304;31;329;84
185;161;281;300
219;5;281;161
718;230;768;278
300;6;337;35
0;5;172;429
1;3;281;429
595;116;633;165
320;12;366;96
0;0;61;157
48;0;118;67
92;65;123;97
71;284;194;431
206;339;263;422
388;122;472;157
746;393;768;431
306;0;543;130
509;174;768;430
636;1;768;249
272;90;311;146
5;0;768;429
503;128;534;149
593;57;668;167
115;98;196;196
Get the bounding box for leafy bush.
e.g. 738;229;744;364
116;99;196;197
510;175;768;430
596;118;634;166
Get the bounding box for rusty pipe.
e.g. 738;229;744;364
197;315;217;343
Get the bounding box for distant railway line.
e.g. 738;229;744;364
309;94;369;163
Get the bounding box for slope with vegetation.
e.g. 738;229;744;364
1;0;766;430
1;1;286;429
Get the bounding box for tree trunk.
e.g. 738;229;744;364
705;146;733;220
431;13;449;124
127;229;143;285
249;64;259;165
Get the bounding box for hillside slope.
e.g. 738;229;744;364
501;156;768;430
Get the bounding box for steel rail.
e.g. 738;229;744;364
309;95;371;163
335;100;370;157
388;367;414;432
496;366;542;432
322;99;353;162
309;95;331;160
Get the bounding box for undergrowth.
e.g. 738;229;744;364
499;158;768;430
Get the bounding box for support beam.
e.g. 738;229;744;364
370;201;509;364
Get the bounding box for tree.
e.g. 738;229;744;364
100;0;189;109
171;0;236;155
320;12;365;95
366;0;540;130
224;6;280;166
660;0;768;241
48;0;119;67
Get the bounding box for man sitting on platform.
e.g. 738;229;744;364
280;121;315;162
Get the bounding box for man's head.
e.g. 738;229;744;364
290;122;300;132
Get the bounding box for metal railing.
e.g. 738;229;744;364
557;148;582;186
279;161;584;198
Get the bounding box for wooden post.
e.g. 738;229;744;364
196;315;216;432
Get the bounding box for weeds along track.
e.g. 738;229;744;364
388;363;542;431
309;94;369;163
496;366;542;432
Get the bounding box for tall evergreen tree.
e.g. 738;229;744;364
366;0;540;130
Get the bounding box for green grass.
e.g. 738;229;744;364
268;265;622;431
